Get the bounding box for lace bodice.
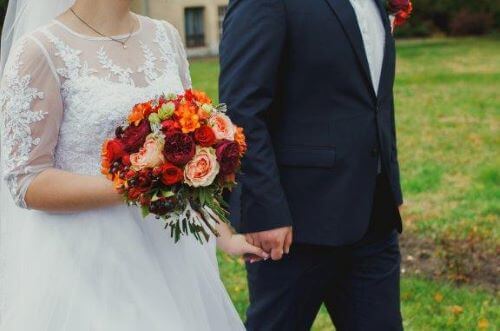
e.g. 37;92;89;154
0;15;192;207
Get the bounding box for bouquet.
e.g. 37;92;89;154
388;0;413;29
101;90;247;243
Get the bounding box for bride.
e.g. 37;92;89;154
0;0;267;330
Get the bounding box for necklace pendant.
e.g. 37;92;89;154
123;44;128;49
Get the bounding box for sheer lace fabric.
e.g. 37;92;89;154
1;15;191;207
0;15;244;331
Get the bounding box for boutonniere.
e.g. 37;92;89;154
388;0;413;32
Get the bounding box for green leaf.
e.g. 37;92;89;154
141;205;150;218
162;190;175;198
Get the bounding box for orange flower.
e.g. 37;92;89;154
192;90;212;104
224;173;237;184
128;102;154;124
113;175;126;191
234;127;247;156
175;101;197;119
179;113;201;133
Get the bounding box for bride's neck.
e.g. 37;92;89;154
69;0;134;35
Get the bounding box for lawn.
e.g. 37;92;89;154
190;37;500;330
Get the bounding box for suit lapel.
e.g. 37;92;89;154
374;0;391;31
323;0;375;98
373;0;395;99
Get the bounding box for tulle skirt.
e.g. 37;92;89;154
0;193;244;331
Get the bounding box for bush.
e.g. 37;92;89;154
449;10;495;36
394;20;435;38
398;0;500;37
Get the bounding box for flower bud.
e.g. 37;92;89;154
158;102;175;120
148;113;161;124
165;93;177;101
201;104;213;114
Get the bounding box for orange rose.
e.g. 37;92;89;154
184;147;220;187
175;101;197;119
192;90;212;104
130;135;165;170
234;127;247;156
128;102;154;125
208;113;236;141
179;113;201;134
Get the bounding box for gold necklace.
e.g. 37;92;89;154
70;8;135;49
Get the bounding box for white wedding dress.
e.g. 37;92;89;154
0;15;244;331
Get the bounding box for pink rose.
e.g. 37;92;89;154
184;147;220;187
208;113;235;141
130;135;165;170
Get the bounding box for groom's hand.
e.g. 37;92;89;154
246;226;293;261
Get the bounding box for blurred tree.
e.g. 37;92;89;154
0;0;7;31
0;0;498;37
395;0;499;37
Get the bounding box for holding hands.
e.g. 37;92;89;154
217;223;293;263
245;226;293;261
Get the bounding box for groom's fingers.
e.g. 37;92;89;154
270;246;284;261
284;230;293;254
245;244;269;261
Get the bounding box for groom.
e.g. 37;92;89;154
220;0;403;330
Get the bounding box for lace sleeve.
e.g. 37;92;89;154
0;35;63;208
168;23;192;90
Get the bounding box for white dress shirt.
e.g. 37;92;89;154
349;0;386;95
349;0;386;173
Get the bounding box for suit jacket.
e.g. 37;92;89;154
219;0;403;246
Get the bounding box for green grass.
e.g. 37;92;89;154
218;253;499;331
394;37;500;242
191;37;500;330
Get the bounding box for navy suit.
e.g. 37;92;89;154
220;0;404;329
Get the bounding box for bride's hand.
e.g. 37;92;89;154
218;234;269;263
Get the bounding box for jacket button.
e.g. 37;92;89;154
371;148;379;157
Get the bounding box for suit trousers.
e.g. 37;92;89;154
245;175;403;331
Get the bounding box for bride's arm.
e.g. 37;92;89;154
215;220;269;263
25;169;122;212
1;36;121;212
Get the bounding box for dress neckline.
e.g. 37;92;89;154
52;14;143;42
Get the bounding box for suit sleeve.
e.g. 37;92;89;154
219;0;292;233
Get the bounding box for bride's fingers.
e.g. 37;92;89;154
244;242;269;261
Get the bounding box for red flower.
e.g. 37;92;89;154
163;132;196;166
215;140;240;175
128;187;148;200
103;139;125;163
136;169;153;189
122;154;131;166
388;0;413;27
194;126;217;147
154;163;184;186
161;119;182;135
119;120;151;153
